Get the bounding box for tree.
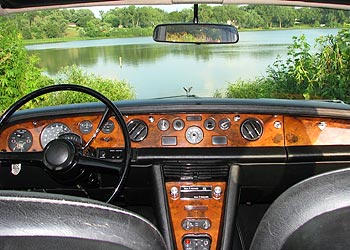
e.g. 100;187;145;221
41;11;68;38
83;19;104;37
71;9;96;28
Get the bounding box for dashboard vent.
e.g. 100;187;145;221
163;165;229;181
127;119;148;142
240;118;263;141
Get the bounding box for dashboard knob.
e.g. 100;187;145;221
213;186;222;199
170;186;179;199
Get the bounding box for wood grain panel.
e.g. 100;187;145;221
0;115;124;152
3;113;350;151
125;113;284;148
165;181;226;250
284;116;350;146
0;113;285;151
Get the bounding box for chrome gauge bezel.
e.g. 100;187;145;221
101;120;115;134
173;119;185;131
79;120;93;134
8;128;33;152
40;122;71;148
204;118;216;131
218;118;231;131
185;126;204;144
158;119;170;131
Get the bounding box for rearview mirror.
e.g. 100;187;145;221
153;24;239;44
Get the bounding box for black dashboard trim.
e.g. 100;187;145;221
5;98;350;126
134;147;287;163
287;145;350;162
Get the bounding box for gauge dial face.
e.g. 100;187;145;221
40;122;71;148
185;126;204;144
102;120;115;134
8;129;33;152
219;118;231;130
79;120;93;134
173;119;185;131
158;119;170;131
204;118;216;131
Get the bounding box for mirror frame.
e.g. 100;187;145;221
153;23;239;44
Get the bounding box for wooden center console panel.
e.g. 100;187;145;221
166;181;226;250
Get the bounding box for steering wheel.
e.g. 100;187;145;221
0;84;131;203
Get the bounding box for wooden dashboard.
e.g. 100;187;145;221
1;113;350;152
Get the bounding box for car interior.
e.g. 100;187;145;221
0;0;350;250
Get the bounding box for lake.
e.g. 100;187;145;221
26;29;340;99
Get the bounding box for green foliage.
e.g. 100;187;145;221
102;6;166;28
1;5;349;40
221;28;350;103
105;27;153;38
0;25;53;113
223;80;273;99
267;28;350;101
41;65;135;106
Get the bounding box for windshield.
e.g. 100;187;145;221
1;4;349;110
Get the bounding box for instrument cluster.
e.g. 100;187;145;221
3;113;285;153
5;118;117;152
155;114;265;146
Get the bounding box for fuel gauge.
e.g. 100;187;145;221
8;129;33;152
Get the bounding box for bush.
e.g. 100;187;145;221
221;28;350;103
0;25;53;113
41;65;135;106
215;79;271;99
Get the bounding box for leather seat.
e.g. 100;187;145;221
0;191;167;250
249;168;350;250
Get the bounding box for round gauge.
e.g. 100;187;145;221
219;118;231;131
40;122;71;148
102;120;115;134
173;119;185;131
158;119;170;131
185;126;204;144
204;118;216;131
8;129;33;152
79;120;93;134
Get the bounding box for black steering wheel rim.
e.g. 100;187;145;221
0;84;131;203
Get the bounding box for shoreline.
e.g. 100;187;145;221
24;26;346;45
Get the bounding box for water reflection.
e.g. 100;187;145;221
27;29;339;99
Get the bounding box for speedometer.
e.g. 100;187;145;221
40;122;71;148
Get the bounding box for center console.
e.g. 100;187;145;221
166;181;226;250
156;163;239;250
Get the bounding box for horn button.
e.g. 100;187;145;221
43;139;76;171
